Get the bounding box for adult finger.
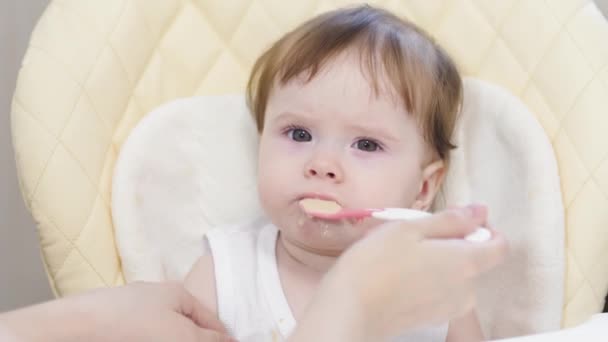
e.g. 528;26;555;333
177;286;228;333
464;229;509;274
445;204;488;220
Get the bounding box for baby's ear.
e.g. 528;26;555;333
412;159;445;211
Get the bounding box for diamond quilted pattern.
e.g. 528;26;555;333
568;5;608;72
477;38;528;94
534;34;594;121
108;1;157;86
501;1;562;73
33;144;97;242
32;206;73;279
61;97;112;184
568;182;608;277
10;101;58;201
230;2;283;67
472;0;516;28
565;250;584;304
596;158;608;196
15;49;82;138
98;149;117;206
29;2;110;84
11;0;608;327
193;0;251;40
554;130;591;207
75;196;121;284
565;265;603;315
84;47;134;132
521;84;560;139
435;1;497;74
160;4;223;92
546;0;589;25
53;248;109;294
112;100;146;148
564;79;608;170
194;51;249;95
588;254;608;306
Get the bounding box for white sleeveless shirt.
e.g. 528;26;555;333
204;218;448;341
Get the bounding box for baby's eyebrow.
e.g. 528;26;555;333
271;111;310;125
347;123;400;143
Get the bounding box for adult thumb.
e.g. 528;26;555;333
419;205;486;239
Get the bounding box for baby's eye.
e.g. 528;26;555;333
287;128;312;142
353;139;382;152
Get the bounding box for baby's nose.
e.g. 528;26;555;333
305;158;343;182
308;168;337;179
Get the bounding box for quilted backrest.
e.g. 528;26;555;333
11;0;608;327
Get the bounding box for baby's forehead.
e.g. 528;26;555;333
277;51;406;107
270;74;413;131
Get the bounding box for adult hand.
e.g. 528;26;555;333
291;205;508;341
0;282;235;342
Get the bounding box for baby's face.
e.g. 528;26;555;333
257;54;430;255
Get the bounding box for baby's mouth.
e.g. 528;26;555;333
298;198;343;218
297;198;362;227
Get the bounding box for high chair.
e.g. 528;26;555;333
11;0;608;331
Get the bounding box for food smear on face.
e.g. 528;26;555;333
299;198;342;217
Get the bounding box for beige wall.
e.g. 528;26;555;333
0;0;53;311
0;0;607;312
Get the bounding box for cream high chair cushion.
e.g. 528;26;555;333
112;95;262;282
11;0;608;329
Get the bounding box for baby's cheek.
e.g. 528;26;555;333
390;182;421;208
257;169;289;210
258;178;280;216
361;176;419;208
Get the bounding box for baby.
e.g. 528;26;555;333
185;5;482;341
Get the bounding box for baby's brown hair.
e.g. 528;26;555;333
247;5;462;161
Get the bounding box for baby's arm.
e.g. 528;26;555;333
183;254;218;317
446;309;483;342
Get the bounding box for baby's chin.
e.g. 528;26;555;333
278;215;368;254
